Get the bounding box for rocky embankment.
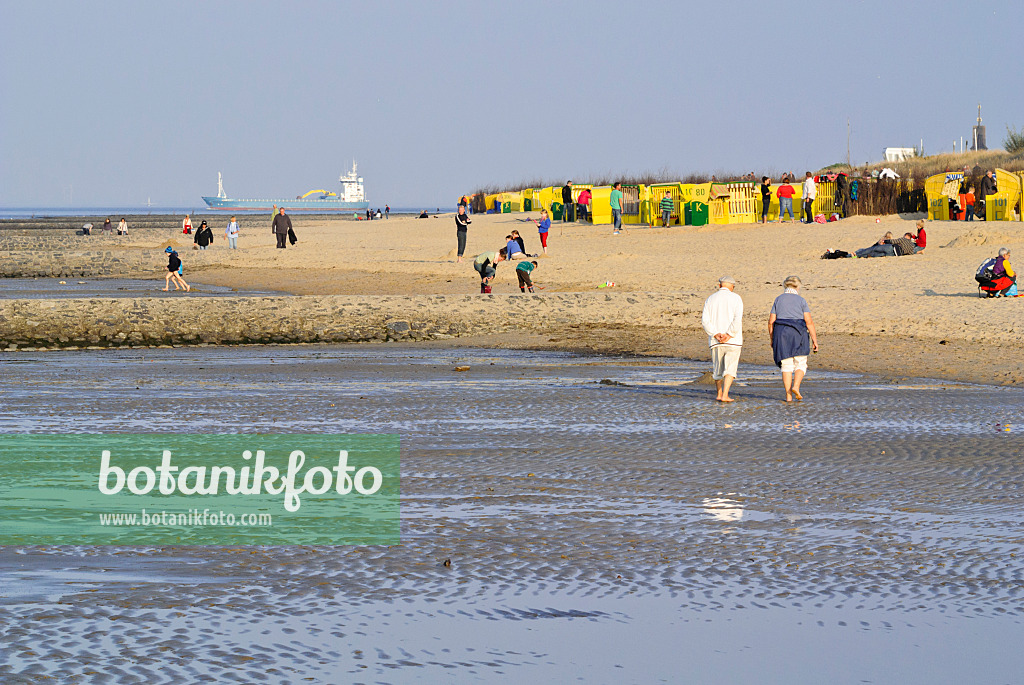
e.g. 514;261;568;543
0;293;702;349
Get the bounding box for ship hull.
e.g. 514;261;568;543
202;196;370;212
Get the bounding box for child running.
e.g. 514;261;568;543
162;246;190;292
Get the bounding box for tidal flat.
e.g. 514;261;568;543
0;346;1021;683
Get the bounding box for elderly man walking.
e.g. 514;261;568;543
701;276;744;402
272;207;292;249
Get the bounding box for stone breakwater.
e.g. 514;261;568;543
0;246;227;278
0;293;705;349
0;290;1020;350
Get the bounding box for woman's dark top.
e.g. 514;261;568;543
456;213;471;231
167;252;181;272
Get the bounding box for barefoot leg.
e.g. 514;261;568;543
720;375;735;402
792;369;805;400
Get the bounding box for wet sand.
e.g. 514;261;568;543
0;277;286;299
1;346;1021;682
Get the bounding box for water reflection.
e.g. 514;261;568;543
702;496;744;522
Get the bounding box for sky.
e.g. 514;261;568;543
1;0;1022;208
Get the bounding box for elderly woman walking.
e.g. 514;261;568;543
768;275;819;402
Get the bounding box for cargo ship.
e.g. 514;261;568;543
202;162;370;212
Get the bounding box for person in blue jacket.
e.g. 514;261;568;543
768;275;818;402
531;209;551;254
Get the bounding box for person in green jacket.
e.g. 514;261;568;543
611;182;624;234
516;260;539;293
660;190;674;227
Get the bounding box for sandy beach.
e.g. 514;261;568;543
6;210;1019;385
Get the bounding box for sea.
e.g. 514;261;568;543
0;206;450;219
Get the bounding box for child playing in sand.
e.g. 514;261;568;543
473;248;507;293
911;220;926;253
516;260;540;293
162;247;190;292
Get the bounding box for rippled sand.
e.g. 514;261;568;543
1;346;1022;683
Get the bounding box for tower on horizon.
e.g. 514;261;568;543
971;103;987;151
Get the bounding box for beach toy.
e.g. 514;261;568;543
598;281;616;288
875;218;881;223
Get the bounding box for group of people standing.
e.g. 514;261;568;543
759;172;831;224
181;214;242;249
702;275;818;403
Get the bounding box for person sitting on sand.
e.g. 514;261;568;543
911;220;926;253
510;230;533;257
768;275;819;402
505;234;526;260
418;210;429;218
516;260;539;293
162;247;190;292
855;232;896;258
473;247;507;294
117;218;128;236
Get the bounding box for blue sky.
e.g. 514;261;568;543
1;0;1021;208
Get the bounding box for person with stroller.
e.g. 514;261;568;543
977;247;1017;297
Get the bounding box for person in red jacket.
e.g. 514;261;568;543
776;177;796;223
576;188;592;223
912;220;927;253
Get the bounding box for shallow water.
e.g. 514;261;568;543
0;346;1022;683
0;276;286;299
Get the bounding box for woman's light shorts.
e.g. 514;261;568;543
780;356;808;373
